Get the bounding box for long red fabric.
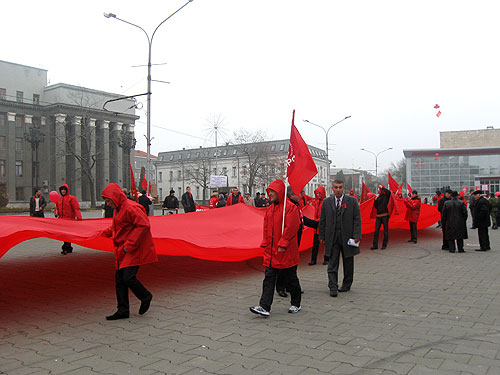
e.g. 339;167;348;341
0;201;440;262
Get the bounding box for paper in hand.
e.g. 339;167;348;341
347;238;359;247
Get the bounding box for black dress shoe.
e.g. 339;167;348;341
458;250;465;253
475;249;488;251
106;311;129;320
277;291;288;298
139;295;153;315
370;246;377;250
381;245;387;250
322;261;328;265
449;250;455;253
308;261;316;266
330;290;338;297
338;286;350;293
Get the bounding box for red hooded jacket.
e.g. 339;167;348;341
298;193;313;210
260;179;300;269
55;184;82;220
225;192;245;206
404;196;421;222
311;186;326;233
101;183;158;270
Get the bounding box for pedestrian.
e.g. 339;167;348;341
442;191;468;253
162;189;179;214
254;192;263;207
55;184;82;255
488;193;498;229
309;186;328;265
249;179;302;317
298;189;313;210
102;201;114;218
29;187;47;217
403;190;421;243
208;190;219;209
216;193;226;208
472;190;491;251
101;183;157;320
433;190;442;228
438;189;452;250
370;185;398;250
243;192;256;207
260;193;270;207
138;190;152;216
319;179;362;297
349;189;359;202
181;186;196;213
226;187;245;206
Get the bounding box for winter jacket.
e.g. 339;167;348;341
138;194;152;215
226;192;245;206
370;187;398;219
101;183;158;270
442;198;468;240
489;197;499;214
261;179;300;269
244;197;256;207
29;195;47;216
438;195;451;219
181;192;196;213
311;186;326;234
404;196;421;222
55;184;82;220
472;196;491;228
163;195;179;209
298;194;313;210
209;196;219;209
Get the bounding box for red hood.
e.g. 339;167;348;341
102;183;128;209
314;186;326;200
266;179;286;204
59;183;70;194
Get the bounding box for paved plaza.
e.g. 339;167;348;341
1;212;500;374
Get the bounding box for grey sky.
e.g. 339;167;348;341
3;0;499;174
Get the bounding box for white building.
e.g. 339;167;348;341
155;140;329;202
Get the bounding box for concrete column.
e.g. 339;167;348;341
23;115;34;197
101;120;110;189
71;116;82;199
115;122;123;186
54;114;67;190
88;118;97;200
7;113;16;200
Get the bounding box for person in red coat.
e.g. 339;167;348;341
404;190;421;243
208;191;219;209
309;186;328;265
348;189;359;202
250;179;301;317
298;190;313;210
225;187;245;206
101;183;158;320
55;184;82;255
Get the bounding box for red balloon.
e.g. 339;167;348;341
49;190;59;204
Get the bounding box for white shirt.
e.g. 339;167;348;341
334;194;344;208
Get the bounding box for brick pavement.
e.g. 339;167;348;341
1;214;500;374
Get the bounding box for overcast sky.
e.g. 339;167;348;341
3;1;499;173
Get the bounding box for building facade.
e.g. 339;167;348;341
133;150;157;190
155;140;329;203
440;128;500;148
0;60;138;204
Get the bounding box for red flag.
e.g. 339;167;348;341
129;163;138;202
140;167;148;192
396;183;403;195
436;110;442;117
388;172;399;193
360;181;372;204
407;183;412;194
287;110;318;195
434;104;440;109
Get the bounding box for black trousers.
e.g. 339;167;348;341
115;266;152;314
409;221;417;241
310;233;329;263
32;211;45;218
276;268;302;293
62;242;73;251
478;227;490;250
441;224;449;249
327;239;354;291
260;266;301;312
448;239;464;252
373;216;389;247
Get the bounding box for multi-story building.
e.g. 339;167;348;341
0;60;138;205
155;140;329;203
133;150;157;189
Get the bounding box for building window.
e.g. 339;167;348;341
279;144;285;151
15;161;23;177
169;171;173;180
0;160;5;177
15;138;23;152
222;167;227;175
170;155;174;161
0;136;5;150
16;187;24;201
233;149;237;155
159;188;163;200
271;145;276;151
15;116;23;128
0;88;5;100
187;153;191;159
178;187;182;197
232;166;237;177
178;154;182;159
213;168;216;175
158;172;163;182
223;150;228;156
16;91;23;103
196;152;200;158
0;113;5;127
33;94;40;104
177;170;182;179
196;186;200;199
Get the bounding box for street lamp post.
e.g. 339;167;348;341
302;116;351;191
104;0;193;193
360;147;393;178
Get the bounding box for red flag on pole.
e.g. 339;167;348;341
407;183;412;194
140;167;148;192
388;172;399;193
129;163;138;202
396;183;403;195
360;181;372;204
286;110;318;195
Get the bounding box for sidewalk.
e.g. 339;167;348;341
1;219;499;374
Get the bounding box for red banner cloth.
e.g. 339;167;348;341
388;172;399;193
360;182;372;204
0;202;440;262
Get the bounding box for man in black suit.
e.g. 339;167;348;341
472;190;491;251
319;180;362;297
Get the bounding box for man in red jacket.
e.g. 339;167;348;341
298;190;313;210
404;190;421;243
309;186;328;265
226;187;245;206
55;184;82;255
101;183;158;320
250;179;301;317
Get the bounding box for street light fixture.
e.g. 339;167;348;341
104;0;194;192
302;116;351;190
360;147;393;178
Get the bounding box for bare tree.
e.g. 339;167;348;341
184;156;212;201
382;158;407;186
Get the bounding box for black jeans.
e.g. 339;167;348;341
276;268;302;293
409;221;417;241
448;239;464;252
310;233;329;263
115;266;152;314
260;266;301;312
373;216;389;247
441;224;449;249
327;239;354;291
478;227;490;250
32;211;45;218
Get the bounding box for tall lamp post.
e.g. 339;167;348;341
104;0;193;192
360;147;393;179
303;116;351;191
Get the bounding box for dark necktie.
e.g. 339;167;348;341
336;199;340;211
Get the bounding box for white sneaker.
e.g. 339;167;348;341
249;305;270;317
288;305;302;314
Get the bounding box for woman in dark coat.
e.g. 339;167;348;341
442;191;468;253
